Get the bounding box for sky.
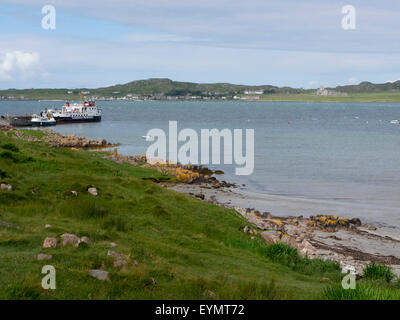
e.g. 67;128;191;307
0;0;399;89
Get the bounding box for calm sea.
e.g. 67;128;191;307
1;100;400;226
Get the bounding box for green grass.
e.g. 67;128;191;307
363;262;395;283
324;281;400;300
0;129;394;300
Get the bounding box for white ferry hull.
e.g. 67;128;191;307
31;120;56;127
54;115;102;123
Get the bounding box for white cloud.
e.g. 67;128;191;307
0;51;40;81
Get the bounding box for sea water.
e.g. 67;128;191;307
2;100;400;226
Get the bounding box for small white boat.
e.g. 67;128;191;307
142;135;154;141
31;114;56;127
390;120;399;124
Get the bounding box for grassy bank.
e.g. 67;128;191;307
0;129;395;300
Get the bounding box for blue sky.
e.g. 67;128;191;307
0;0;399;89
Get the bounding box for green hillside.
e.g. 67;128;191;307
1;129;399;300
0;129;343;299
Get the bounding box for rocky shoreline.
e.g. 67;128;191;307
2;126;117;149
168;183;400;277
76;144;400;276
4;127;400;277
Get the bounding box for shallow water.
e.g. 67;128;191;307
1;100;400;226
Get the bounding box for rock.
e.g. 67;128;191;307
295;233;306;243
113;259;127;268
297;239;316;256
261;231;280;244
44;224;52;229
80;236;91;245
108;250;127;268
110;242;118;247
262;212;273;219
107;250;123;260
87;187;98;196
71;190;78;196
368;225;377;231
194;193;205;200
279;233;296;247
37;253;52;261
243;225;249;234
205;290;216;299
60;233;80;247
89;269;110;281
0;183;12;191
234;206;247;217
350;218;362;226
43;237;57;248
147;157;165;165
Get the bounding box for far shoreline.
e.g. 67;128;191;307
3;99;400;103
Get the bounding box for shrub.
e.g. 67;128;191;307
0;168;7;178
1;143;19;152
0;151;16;161
363;262;395;282
0;151;33;163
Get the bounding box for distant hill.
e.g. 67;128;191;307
334;80;400;93
0;78;308;100
2;78;400;101
95;78;307;96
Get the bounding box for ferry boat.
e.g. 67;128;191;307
44;101;102;123
31;114;56;127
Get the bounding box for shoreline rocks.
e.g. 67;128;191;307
87;187;98;196
37;253;52;261
43;237;57;249
89;269;110;281
106;151;238;188
4;127;118;149
0;183;12;191
42;129;116;149
60;233;81;247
